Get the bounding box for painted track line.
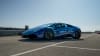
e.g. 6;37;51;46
10;33;95;56
10;41;66;56
81;33;94;39
55;46;100;51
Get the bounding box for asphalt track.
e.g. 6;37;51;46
0;33;100;56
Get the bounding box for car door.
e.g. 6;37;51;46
64;24;71;34
59;24;70;35
54;23;67;36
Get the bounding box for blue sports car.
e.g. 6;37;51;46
22;23;81;40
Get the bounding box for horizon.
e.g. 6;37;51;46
0;0;100;32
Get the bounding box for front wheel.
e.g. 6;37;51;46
44;29;55;40
73;31;81;39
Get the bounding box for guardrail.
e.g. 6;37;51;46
0;30;24;36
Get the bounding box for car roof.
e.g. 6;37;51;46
47;22;66;25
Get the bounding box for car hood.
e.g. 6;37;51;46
22;25;48;35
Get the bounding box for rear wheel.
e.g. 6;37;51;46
44;29;55;40
73;31;81;39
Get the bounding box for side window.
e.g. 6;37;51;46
49;24;56;28
67;24;72;27
56;23;65;28
61;24;65;28
50;23;66;29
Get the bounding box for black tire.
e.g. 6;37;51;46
29;34;37;40
73;31;81;39
29;35;34;40
29;37;34;40
44;29;55;40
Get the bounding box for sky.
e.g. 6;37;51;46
0;0;100;32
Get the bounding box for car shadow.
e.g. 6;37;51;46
18;37;84;43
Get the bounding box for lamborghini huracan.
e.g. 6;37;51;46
22;23;81;40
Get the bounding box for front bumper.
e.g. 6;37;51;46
22;35;29;38
22;34;38;39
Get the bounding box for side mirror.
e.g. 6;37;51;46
67;24;70;27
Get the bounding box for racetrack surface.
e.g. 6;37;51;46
0;33;100;56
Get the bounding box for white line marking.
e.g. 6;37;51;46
81;34;94;39
10;41;66;56
10;34;96;56
55;46;100;51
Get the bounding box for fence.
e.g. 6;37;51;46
0;30;24;36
